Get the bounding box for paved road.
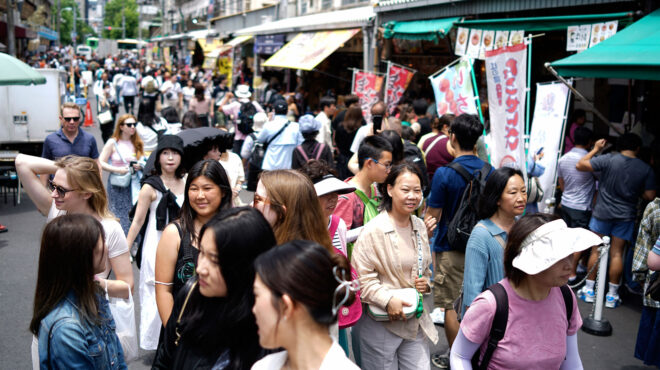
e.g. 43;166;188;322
0;95;656;369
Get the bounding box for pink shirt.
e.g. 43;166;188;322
460;278;582;370
110;139;137;167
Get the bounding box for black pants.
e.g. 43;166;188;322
233;140;245;158
560;205;591;228
123;95;136;115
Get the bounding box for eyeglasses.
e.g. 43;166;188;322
63;116;81;122
368;157;392;170
48;179;77;198
122;122;136;128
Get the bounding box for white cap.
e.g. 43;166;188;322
512;219;603;275
313;175;356;197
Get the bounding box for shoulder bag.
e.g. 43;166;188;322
367;222;425;321
109;141;132;188
249;121;290;168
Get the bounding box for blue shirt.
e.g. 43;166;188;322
428;155;492;252
257;115;303;171
462;219;507;314
42;128;100;160
38;291;126;369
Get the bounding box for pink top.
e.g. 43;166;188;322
110;139;137;167
460;278;582;370
222;99;264;140
188;96;211;115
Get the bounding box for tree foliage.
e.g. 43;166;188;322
102;0;139;39
50;0;97;45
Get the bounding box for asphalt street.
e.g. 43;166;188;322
0;94;656;369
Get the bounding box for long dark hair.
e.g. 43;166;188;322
254;240;355;327
341;106;364;133
477;167;524;220
30;214;105;334
178;160;232;241
178;207;276;368
379;130;404;164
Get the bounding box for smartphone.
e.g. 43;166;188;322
372;115;383;132
536;147;544;155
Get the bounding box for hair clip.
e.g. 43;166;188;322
332;266;360;316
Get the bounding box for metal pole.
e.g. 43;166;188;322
57;0;61;47
582;236;613;336
7;0;16;56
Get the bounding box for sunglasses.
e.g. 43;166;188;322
63;116;81;122
48;179;76;198
122;122;136;128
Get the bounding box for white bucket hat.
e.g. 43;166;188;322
512;219;603;275
313;175;356;197
235;84;252;99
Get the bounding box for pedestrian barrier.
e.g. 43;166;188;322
582;236;612;336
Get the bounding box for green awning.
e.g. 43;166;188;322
456;12;633;32
551;9;660;81
384;17;461;41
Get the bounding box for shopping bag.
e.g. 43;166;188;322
105;282;138;362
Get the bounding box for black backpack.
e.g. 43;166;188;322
472;283;574;370
446;161;492;252
237;101;258;135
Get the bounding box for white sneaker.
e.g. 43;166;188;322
577;286;595;303
430;307;445;325
605;293;621;308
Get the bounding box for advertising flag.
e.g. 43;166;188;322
485;43;527;169
384;62;415;114
352;70;384;123
429;59;478;117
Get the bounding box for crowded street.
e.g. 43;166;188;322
1;0;660;369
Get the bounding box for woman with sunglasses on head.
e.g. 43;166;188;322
125;135;186;351
153;207;276;369
155;159;232;329
351;162;438;370
30;214;127;369
16;154;133;298
252;240;359;370
450;214;596;369
252;169;333;250
99;114;146;234
459;167;527;318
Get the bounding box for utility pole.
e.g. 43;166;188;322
57;0;61;47
122;9;126;38
7;0;16;56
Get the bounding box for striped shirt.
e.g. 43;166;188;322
557;148;596;211
329;216;348;256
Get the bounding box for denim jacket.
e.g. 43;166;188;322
38;290;127;369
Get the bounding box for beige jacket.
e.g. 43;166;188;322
352;211;438;343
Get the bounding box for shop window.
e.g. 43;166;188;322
321;0;332;9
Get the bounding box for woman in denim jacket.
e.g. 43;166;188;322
30;214;126;369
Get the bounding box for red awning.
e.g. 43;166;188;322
0;21;37;39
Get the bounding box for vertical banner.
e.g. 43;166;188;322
384;62;416;114
485;43;527;169
528;82;571;209
429;59;479;117
217;49;234;88
163;47;171;72
352;70;384;123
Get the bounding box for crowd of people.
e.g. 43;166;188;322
15;50;660;370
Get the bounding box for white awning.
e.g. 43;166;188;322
234;6;375;36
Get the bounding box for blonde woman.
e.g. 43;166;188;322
99;113;145;233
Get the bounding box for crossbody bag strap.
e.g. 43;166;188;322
447;161;473;182
314;143;325;160
475;223;506;249
476;283;509;370
113;141;128;165
296;145;310;162
560;285;573;323
425;134;446;153
175;280;198;346
265;121;290;149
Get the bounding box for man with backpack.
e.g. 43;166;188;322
256;99;303;170
425;114;492;368
291;114;335;170
219;84;264;155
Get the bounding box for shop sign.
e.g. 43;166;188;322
384;62;416;115
351;70;384;123
455;28;523;60
254;35;285;55
566;25;591;51
429;58;478;117
485;43;527;169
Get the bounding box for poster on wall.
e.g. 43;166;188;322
217;49;234;88
454;27;469;56
509;30;525;45
481;30;495;57
352;70;384;124
163;47;171;72
429;58;478;117
494;31;509;49
384;62;416;114
466;29;482;58
589;23;607;47
528;82;571;210
485;43;528;170
566;25;591;51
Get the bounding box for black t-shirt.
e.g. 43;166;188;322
417;117;432;138
334;123;359;157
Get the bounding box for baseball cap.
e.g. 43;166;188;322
512;219;603;275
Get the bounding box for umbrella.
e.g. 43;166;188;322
0;52;46;86
177;127;226;147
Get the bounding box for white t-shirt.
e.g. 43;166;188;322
251;342;358;370
47;202;129;279
160;80;182;107
218;152;245;206
350;124;371;154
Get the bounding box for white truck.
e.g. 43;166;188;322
0;69;68;156
96;38;118;58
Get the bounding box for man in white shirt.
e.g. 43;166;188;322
315;96;337;151
160;73;182;111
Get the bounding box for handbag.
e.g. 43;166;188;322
526;176;544;204
647;271;660;301
109;141;132;188
105;281;138;362
367;224;425;321
248;121;290;169
98;110;113;125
